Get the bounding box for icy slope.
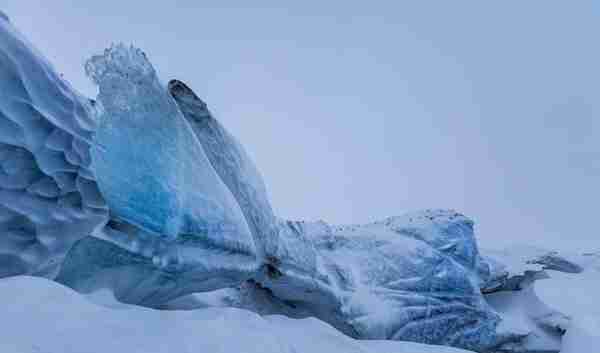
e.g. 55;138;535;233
0;276;475;353
0;13;107;278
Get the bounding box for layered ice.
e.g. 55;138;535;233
168;80;279;264
54;45;261;304
0;15;107;278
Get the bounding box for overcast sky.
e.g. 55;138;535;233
3;1;599;251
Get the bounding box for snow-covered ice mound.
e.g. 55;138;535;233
251;211;525;352
0;276;475;353
1;10;597;353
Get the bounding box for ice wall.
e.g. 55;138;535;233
0;15;107;278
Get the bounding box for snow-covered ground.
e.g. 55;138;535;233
0;276;473;353
535;255;600;353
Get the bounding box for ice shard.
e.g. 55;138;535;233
168;80;279;263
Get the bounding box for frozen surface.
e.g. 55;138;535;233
0;276;476;353
560;316;600;353
485;285;565;352
0;14;107;278
480;245;583;293
255;210;524;352
169;79;278;263
535;262;600;352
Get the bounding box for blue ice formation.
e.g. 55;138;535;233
0;14;560;352
56;45;260;303
253;212;523;352
0;15;107;278
0;15;258;301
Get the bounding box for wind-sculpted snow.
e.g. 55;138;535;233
0;16;107;278
479;245;584;293
168;80;278;263
255;211;525;352
0;276;478;353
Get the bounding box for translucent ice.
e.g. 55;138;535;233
54;45;260;304
85;45;255;249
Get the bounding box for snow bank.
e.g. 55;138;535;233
0;276;475;353
535;266;600;352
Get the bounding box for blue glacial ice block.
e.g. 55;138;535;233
168;80;279;263
85;45;258;275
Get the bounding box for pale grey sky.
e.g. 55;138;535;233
3;1;599;251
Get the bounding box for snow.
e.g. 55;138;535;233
480;245;584;293
535;264;600;352
86;44;257;259
0;276;475;353
560;317;600;353
485;285;565;352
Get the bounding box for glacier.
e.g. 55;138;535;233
0;10;597;353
